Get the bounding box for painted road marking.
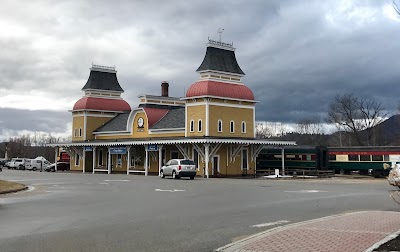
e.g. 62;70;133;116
284;190;327;193
252;220;290;228
104;180;130;182
155;189;186;192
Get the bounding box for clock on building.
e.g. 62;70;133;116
137;117;144;128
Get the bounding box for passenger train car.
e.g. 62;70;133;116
256;146;400;177
328;147;400;177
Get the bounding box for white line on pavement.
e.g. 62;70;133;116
155;189;186;192
252;220;290;228
284;190;327;193
104;180;130;182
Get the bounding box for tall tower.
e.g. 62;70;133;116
184;39;256;138
71;64;131;142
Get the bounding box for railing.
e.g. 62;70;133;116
256;168;335;178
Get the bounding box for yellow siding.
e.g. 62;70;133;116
208;105;254;138
187;105;206;136
72;116;84;142
86;116;114;140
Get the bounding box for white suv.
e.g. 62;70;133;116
10;158;26;170
160;159;196;179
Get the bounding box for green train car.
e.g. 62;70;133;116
256;146;329;174
328;147;400;177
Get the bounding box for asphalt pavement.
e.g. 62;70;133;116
0;169;399;252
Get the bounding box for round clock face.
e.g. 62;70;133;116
137;117;144;128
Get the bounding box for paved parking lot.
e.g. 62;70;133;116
0;169;399;252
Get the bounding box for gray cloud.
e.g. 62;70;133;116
0;0;399;136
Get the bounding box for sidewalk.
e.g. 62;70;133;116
216;211;400;252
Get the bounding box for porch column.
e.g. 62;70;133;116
158;145;163;176
127;146;131;175
205;144;209;179
92;147;96;174
281;148;285;176
145;147;149;176
54;147;58;172
82;149;86;173
108;147;111;174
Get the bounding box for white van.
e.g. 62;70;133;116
25;158;52;171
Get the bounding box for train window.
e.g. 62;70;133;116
329;155;336;161
372;155;383;161
384;155;390;161
360;155;371;161
348;155;359;161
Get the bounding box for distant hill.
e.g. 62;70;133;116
364;115;400;145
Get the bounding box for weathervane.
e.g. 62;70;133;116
217;28;224;42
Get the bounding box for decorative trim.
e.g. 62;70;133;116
181;95;258;103
73;113;116;118
185;101;255;109
206;100;209;136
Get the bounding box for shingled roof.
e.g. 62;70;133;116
94;113;129;132
150;108;185;129
82;70;124;92
196;46;245;75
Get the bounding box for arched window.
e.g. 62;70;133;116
218;120;222;132
198;119;202;132
79;128;82;137
241;121;246;133
230;120;235;133
190;120;194;132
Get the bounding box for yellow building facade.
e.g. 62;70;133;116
51;39;295;177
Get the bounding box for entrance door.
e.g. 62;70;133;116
212;155;219;175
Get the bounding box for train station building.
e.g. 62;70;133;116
50;39;295;177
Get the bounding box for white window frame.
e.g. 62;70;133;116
75;152;80;167
230;120;235;133
198;119;202;132
190;120;194;132
241;148;248;170
217;119;222;132
241;121;246;133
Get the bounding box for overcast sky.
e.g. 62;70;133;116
1;0;399;140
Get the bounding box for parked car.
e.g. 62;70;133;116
25;159;52;171
160;159;196;179
0;159;8;168
9;158;26;170
5;161;11;169
45;162;70;172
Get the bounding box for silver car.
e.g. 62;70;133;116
160;159;196;179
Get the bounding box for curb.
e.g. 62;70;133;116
0;186;28;195
215;211;396;252
365;229;400;252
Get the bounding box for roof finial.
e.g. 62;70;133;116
217;28;224;42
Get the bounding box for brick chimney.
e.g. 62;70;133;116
161;81;169;97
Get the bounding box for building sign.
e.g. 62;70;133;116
147;144;158;151
110;147;127;155
84;146;93;152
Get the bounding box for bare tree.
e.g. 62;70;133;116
392;0;400;15
327;93;387;146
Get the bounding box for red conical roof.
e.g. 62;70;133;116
73;97;131;111
186;80;254;100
